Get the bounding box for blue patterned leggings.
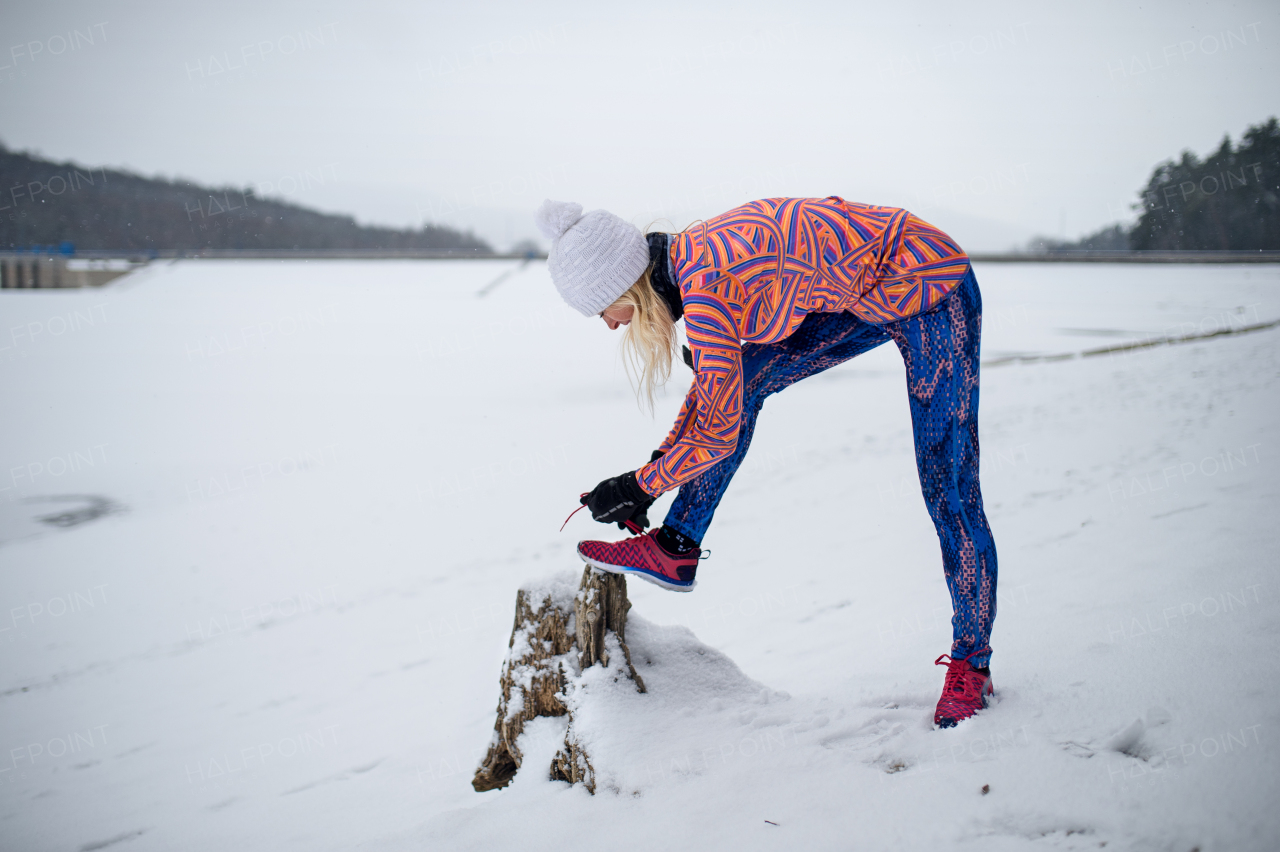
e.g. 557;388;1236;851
664;268;997;666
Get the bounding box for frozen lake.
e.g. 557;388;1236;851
1;259;1277;851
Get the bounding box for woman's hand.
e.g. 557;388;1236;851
582;470;655;530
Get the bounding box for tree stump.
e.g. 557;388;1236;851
472;567;644;793
575;566;645;690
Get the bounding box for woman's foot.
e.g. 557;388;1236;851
576;528;699;592
933;652;993;728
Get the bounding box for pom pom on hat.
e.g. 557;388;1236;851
535;199;650;317
535;199;584;242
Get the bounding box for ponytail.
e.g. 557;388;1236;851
608;266;678;413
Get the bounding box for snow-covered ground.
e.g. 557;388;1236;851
1;259;1277;851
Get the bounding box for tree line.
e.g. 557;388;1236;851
1033;117;1279;252
0;145;491;253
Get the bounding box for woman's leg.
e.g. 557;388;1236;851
884;268;997;668
664;311;892;542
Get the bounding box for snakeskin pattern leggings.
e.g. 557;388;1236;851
664;267;997;665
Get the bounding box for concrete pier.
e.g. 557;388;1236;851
0;254;141;289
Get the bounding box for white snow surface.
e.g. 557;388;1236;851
1;259;1278;851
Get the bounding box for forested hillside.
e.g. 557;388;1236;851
0;146;490;252
1031;117;1279;252
1130;117;1280;250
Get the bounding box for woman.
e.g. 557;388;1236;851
535;197;997;728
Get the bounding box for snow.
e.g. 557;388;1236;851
1;258;1277;851
560;614;785;794
517;569;582;621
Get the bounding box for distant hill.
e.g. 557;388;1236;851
1025;223;1131;253
0;145;491;253
1028;116;1280;252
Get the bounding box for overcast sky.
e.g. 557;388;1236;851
1;0;1277;250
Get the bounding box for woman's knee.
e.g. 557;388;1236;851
919;482;964;516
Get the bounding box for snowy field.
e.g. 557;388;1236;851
1;258;1277;851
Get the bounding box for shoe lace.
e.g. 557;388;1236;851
560;493;644;535
559;497;589;532
934;650;989;702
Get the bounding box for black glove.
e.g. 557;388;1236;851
583;470;655;530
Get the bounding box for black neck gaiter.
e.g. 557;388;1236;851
646;232;682;321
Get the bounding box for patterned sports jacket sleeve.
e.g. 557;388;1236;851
656;384;698;455
638;278;746;496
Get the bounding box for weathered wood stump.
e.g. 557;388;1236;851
469;580;574;792
472;567;644;793
575;566;645;689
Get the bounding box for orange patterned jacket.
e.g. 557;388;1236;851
636;197;968;497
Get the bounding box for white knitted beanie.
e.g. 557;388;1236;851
535;199;650;317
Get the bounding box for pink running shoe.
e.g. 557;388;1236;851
577;529;699;592
933;652;994;728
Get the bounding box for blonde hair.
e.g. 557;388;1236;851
608;265;677;412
